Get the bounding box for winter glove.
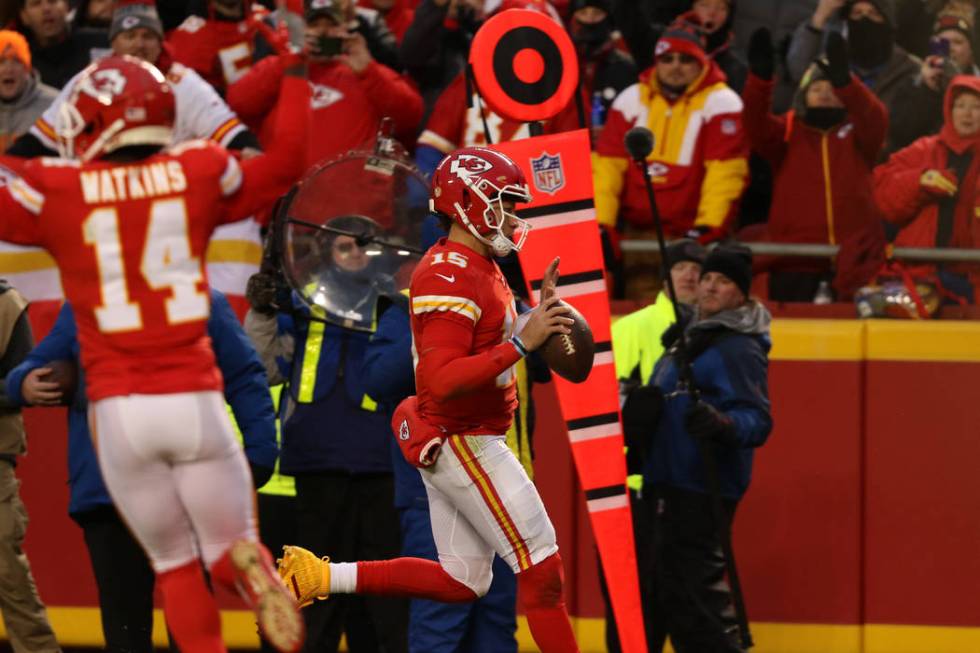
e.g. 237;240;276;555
277;545;330;607
685;401;739;447
747;28;774;81
249;462;275;490
817;32;851;88
246;272;280;315
622;385;664;456
920;169;958;197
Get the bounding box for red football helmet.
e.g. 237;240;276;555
57;55;175;162
430;147;533;257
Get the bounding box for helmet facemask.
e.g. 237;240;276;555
56;101;131;162
454;175;532;257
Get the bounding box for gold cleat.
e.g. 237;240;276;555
276;544;331;608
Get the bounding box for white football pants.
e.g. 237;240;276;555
421;435;558;595
91;391;257;572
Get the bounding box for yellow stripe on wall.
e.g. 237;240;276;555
612;314;980;364
864;321;980;362
770;319;865;361
864;623;980;653
15;609;980;653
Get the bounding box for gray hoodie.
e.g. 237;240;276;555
0;71;57;151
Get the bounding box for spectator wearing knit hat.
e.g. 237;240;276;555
743;29;888;301
895;0;980;58
607;237;704;653
620;241;772;653
616;0;747;94
9;0;260;157
15;0;108;88
787;0;920;156
593;15;748;298
0;30;57;151
5;0;263;332
612;239;706;385
891;12;979;147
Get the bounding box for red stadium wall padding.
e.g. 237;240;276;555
17;407;93;606
736;360;864;624
864;360;980;627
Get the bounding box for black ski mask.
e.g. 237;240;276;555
803;106;847;130
572;19;613;58
847;17;894;69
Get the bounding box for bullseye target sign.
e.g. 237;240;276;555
469;8;579;122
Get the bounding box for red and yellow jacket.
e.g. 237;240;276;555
592;62;748;236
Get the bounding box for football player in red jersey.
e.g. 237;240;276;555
167;0;267;92
278;147;582;653
0;55;311;653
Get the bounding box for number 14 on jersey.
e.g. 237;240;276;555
83;198;209;332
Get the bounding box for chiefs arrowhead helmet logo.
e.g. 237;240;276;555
449;154;493;180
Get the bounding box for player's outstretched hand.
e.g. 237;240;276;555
540;256;560;303
518;296;574;351
22;367;61;406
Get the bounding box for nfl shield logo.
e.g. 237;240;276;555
530;152;565;195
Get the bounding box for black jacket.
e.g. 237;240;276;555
26;27;109;90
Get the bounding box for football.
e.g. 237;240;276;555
539;301;595;383
41;359;78;405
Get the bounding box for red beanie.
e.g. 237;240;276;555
654;13;708;69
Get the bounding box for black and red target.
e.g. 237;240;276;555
469;8;579;123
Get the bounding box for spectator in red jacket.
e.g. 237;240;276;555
743;28;888;302
874;74;980;304
227;0;423;169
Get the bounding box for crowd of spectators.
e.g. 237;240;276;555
0;0;978;308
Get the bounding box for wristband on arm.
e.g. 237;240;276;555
510;335;529;357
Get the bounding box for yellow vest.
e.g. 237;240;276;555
611;292;676;383
228;384;296;497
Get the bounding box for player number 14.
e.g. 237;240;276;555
83;198;209;332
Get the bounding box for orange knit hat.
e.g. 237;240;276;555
0;30;30;69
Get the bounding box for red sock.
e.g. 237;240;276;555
157;561;225;653
356;558;477;602
518;553;580;653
